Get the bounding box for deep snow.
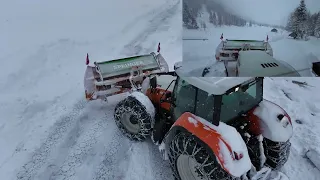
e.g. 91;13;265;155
183;25;320;77
0;0;181;179
1;1;320;180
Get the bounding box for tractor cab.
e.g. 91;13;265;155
156;75;263;126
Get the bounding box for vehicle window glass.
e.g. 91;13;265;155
220;79;262;123
173;78;196;120
195;89;214;121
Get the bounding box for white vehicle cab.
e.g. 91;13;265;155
234;51;301;77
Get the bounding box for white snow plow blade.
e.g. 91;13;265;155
84;52;169;101
251;167;289;180
215;39;273;61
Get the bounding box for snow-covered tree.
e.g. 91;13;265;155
183;1;198;29
315;14;320;38
286;0;309;39
295;0;308;38
196;4;210;30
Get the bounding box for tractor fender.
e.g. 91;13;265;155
164;112;251;177
246;99;293;142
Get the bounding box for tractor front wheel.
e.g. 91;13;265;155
114;95;152;141
168;132;234;180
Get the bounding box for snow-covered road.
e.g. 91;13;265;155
183;25;320;77
1;0;320;180
0;0;180;179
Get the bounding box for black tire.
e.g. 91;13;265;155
114;95;152;141
247;136;291;171
168;131;235;180
263;138;291;170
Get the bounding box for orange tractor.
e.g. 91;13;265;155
84;50;292;180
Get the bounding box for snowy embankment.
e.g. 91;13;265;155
183;25;320;76
0;0;181;179
263;77;320;180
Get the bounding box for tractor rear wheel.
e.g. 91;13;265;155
247;136;291;171
168;132;234;180
114;95;152;141
263;138;291;170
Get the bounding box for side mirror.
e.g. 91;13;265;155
150;76;157;89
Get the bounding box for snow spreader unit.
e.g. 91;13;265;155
215;39;273;61
83;50;292;179
84;50;169;101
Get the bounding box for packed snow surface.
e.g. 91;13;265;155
0;0;181;179
1;0;320;179
183;25;320;77
189;116;251;177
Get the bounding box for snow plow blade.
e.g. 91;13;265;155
215;39;273;61
84;52;169;101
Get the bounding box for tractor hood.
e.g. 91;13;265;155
251;99;293;142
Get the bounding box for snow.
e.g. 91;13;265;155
131;91;155;122
183;25;320;77
141;77;150;95
174;75;253;95
257;135;266;168
263;77;320;180
305;149;320;171
1;0;320;179
189;116;252;177
187;117;198;127
0;0;180;179
253;100;293;142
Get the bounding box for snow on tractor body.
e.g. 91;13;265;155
83;50;292;179
215;39;273;61
232;51;301;77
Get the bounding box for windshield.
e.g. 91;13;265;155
220;78;263;123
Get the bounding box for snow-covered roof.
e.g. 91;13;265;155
238;51;301;77
175;70;253;95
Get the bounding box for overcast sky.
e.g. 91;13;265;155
218;0;320;26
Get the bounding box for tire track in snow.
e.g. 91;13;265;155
31;101;114;180
45;112;108;180
16;99;87;180
92;128;131;180
121;0;180;55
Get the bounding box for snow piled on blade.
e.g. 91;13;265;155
191;116;252;177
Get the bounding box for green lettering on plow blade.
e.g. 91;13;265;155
95;54;160;78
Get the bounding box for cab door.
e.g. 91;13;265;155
170;77;197;121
